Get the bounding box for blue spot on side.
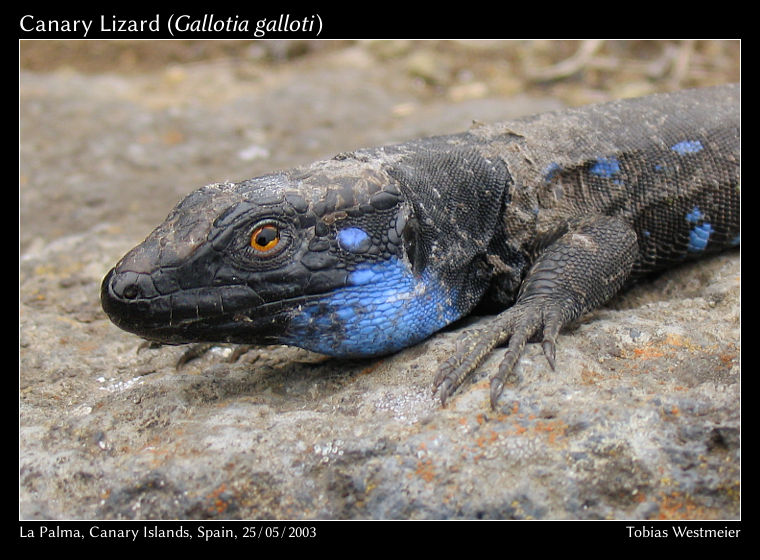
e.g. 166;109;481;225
730;234;740;246
671;140;703;155
685;207;704;223
590;157;620;178
337;227;371;253
685;206;713;251
283;257;460;357
688;223;713;251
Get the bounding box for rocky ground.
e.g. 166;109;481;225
20;40;740;520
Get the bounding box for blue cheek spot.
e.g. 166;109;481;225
590;157;620;178
671;140;703;155
283;257;460;357
337;227;371;253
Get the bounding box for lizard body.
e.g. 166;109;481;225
102;84;740;407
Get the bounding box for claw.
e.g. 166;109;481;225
434;335;495;406
489;377;505;408
175;343;255;369
541;311;562;371
489;353;520;409
433;322;510;406
488;314;537;407
434;303;548;408
137;340;162;353
438;378;454;406
227;344;253;363
175;343;215;369
542;339;556;370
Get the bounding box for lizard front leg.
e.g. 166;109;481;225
434;214;639;408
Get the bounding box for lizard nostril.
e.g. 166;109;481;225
106;269;145;301
122;284;139;299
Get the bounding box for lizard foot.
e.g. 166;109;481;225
433;300;561;408
433;214;637;408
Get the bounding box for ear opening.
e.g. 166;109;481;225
401;215;422;274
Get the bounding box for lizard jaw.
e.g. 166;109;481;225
101;254;463;356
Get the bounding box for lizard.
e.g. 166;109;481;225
101;84;740;408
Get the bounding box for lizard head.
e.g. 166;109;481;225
101;147;509;357
103;158;445;356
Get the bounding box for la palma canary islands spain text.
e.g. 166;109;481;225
19;13;322;38
20;524;318;541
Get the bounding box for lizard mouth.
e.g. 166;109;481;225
100;267;297;345
101;255;464;357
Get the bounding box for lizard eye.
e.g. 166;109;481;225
250;223;280;252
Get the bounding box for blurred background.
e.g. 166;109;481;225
20;39;739;97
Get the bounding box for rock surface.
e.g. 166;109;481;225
20;42;740;520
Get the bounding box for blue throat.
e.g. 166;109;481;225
282;257;460;357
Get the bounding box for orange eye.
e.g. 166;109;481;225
250;224;280;252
